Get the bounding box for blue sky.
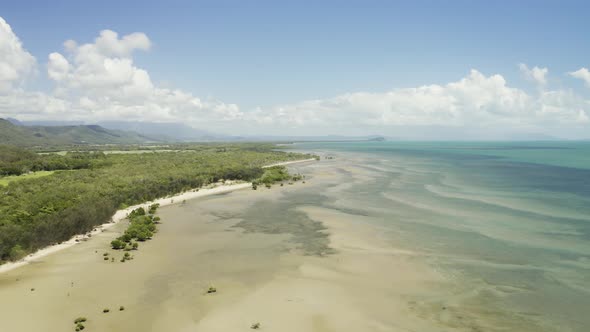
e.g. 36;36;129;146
1;1;590;138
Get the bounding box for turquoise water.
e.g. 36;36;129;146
302;140;590;169
295;141;590;331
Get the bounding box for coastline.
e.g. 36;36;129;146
0;158;315;275
261;158;316;168
2;145;587;332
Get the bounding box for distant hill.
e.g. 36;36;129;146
12;120;227;142
8;119;393;143
0;119;157;146
97;121;226;141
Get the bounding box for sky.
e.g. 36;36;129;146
1;0;590;139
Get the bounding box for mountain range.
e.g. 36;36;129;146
0;119;156;146
3;119;387;144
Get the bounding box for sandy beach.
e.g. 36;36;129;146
261;158;317;168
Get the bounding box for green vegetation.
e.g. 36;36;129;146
207;286;217;294
260;166;291;184
0;171;55;186
0;143;314;263
251;322;261;329
0;145;104;177
74;317;87;330
112;205;159;253
73;317;87;324
120;252;133;262
251;166;305;189
110;239;125;250
8;244;26;261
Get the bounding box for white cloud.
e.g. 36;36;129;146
43;28;241;125
48;31;153;95
570;68;590;87
93;30;151;57
237;70;590;137
47;52;69;81
0;17;36;92
0;90;70;120
250;69;586;134
519;63;548;85
577;110;589;123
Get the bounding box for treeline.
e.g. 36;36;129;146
0;145;105;176
0;145;314;262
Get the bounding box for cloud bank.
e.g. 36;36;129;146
0;16;589;139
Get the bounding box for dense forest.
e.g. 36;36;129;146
0;144;314;262
0;145;104;176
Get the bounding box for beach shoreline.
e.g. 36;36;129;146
261;158;316;168
0;158;315;275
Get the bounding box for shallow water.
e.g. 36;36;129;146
295;141;590;331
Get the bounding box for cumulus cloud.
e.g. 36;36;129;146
519;63;548;86
0;17;36;92
250;69;587;134
48;30;154;96
0;21;241;128
570;68;590;87
93;30;151;57
43;28;241;124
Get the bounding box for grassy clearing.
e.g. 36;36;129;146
0;171;55;186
